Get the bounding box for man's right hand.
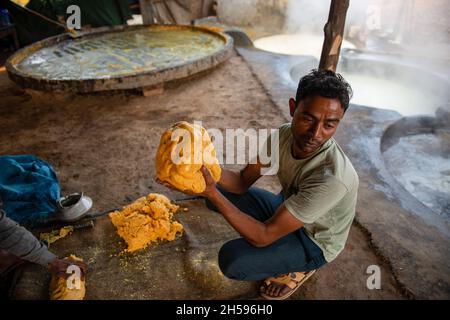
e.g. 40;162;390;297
218;162;265;195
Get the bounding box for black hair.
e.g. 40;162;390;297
295;69;353;112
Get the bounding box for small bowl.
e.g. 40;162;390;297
55;192;93;222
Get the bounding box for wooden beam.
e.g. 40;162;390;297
139;0;155;25
319;0;350;72
141;83;165;96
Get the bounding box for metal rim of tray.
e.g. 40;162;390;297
5;24;234;92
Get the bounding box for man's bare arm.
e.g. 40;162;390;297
159;166;301;247
207;187;304;247
218;158;268;194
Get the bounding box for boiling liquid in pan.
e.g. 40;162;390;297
16;28;225;80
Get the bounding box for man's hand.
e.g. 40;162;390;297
48;258;88;280
156;165;218;198
198;165;218;198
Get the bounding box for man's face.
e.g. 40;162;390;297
289;94;344;158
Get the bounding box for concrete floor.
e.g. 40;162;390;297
0;48;441;299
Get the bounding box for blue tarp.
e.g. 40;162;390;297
0;155;60;224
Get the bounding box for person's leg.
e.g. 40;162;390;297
205;186;283;222
0;249;27;299
0;249;25;275
208;186;327;297
218;229;327;281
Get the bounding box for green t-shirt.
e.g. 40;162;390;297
266;123;359;262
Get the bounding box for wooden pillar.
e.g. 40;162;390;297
319;0;350;72
139;0;155;25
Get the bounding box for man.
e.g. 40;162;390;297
164;69;358;300
0;200;87;296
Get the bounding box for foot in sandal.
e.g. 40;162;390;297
259;270;316;300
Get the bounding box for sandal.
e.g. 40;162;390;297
260;270;316;300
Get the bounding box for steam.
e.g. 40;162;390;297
283;0;330;34
283;0;450;60
280;0;450;116
219;1;450;115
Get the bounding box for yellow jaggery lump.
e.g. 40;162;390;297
49;255;86;300
109;193;183;252
156;121;221;193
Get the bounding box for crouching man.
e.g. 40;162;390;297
164;69;358;300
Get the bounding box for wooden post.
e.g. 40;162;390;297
139;0;154;25
319;0;350;72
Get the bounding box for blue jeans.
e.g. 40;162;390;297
206;186;327;281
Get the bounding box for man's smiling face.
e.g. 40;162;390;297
289;94;344;159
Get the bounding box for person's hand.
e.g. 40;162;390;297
156;165;217;198
198;165;218;198
48;258;88;280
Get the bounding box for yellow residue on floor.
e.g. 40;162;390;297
109;193;183;252
39;226;74;245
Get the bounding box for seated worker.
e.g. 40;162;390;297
0;200;87;292
162;69;358;300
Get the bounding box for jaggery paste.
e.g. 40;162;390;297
109;193;183;252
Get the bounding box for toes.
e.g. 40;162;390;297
279;285;291;297
262;283;291;298
269;283;280;297
273;284;283;297
262;281;293;298
268;284;275;296
268;284;276;297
